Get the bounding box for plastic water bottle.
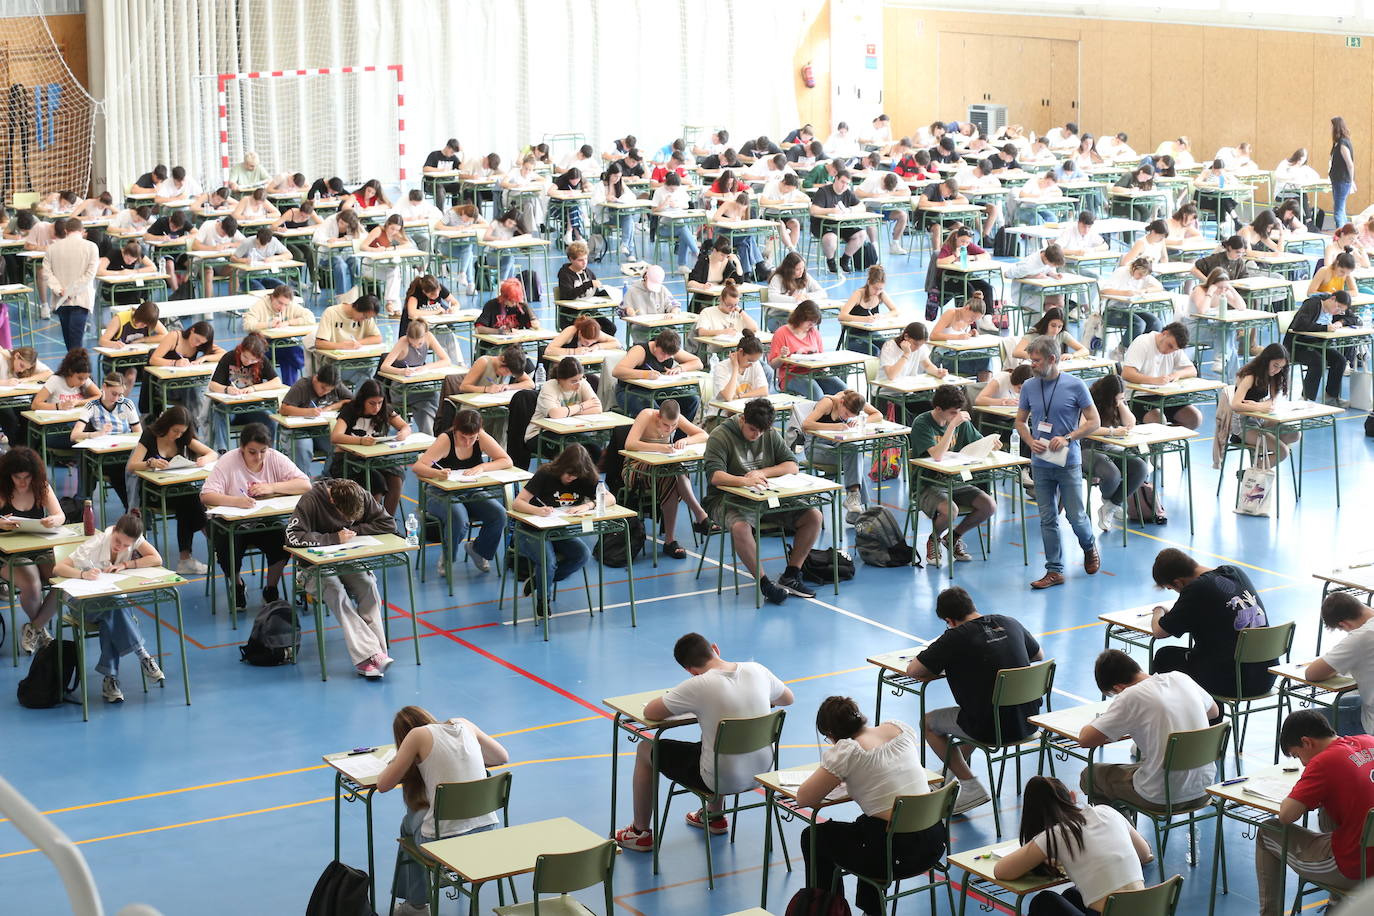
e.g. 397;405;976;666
405;513;420;547
959;245;968;268
595;482;608;515
534;362;547;385
1218;173;1226;189
1010;429;1020;458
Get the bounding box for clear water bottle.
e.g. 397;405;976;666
405;513;420;547
534;362;547;384
595;482;608;515
1010;429;1020;458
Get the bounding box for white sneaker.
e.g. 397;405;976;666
177;556;208;575
392;901;430;916
1207;358;1223;373
102;675;124;703
1096;501;1116;532
20;622;46;654
952;779;992;815
1020;469;1034;489
619;244;632;256
1109;344;1125;362
140;654;165;682
464;541;491;573
436;559;447;579
889;243;908;256
843;489;865;517
464;283;477;296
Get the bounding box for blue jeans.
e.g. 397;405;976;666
935;349;990;377
426;494;506;561
395;809;496;907
784;374;845;401
213;408;274;452
808;436;861;489
1031;463;1096;574
1332;179;1353;229
672;224;700;268
56;305;89;351
275;344;305;386
329;254;359;293
734;235;763;272
1320;693;1366;737
1086;451;1149;505
611;212;637;255
89;605;145;677
516;532;592;598
1107;308;1162;340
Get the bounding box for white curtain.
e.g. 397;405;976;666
94;0;804;194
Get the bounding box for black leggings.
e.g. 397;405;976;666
1295;347;1346;400
156;493;206;554
214;530;289;580
1029;887;1088;915
801;816;945;915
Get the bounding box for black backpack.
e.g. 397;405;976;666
17;639;78;708
992;226;1018;257
800;548;856;584
595;516;645;568
305;860;375;916
853;507;915;567
851;240;879;271
519;268;543;303
240;600;298;666
1366;412;1374;438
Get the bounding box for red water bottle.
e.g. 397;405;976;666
82;499;95;536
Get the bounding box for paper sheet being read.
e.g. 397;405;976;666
333;749;396;782
57;573;121;596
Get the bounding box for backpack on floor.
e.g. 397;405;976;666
853;507;915;568
1366;412;1374;438
991;227;1018;257
519;268;543;303
16;638;78;709
800;548;856;584
595;516;645;568
240;600;298;667
305;860;375;916
852;240;879;271
1125;481;1166;524
785;887;852;916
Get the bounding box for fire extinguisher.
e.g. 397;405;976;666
801;62;815;88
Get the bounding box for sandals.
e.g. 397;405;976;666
663;540;687;560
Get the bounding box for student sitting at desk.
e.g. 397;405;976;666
1284;290;1361;405
329;380;411;515
482;210;533;282
1325;223;1370;269
265;171;307;197
224;152;266;191
461;344;532;396
687;234;744;297
475;278;539;336
1100;258;1166;346
855;168;912;257
1238;209;1285;254
71;371;142;509
767;252;824;308
285;478;398;679
994;775;1154;916
802;389;883;517
650;173;700;271
0;447;67;654
1147;547;1275;696
1256;712;1374;916
438;202;485;296
935;226;995;308
796;696;946;916
209;331;284;447
152;166;200;204
546;314;619;390
193;185;237;215
905;586;1041;814
200;423;310;606
1165;203;1203;242
881;321;944;382
770;300;845;401
241;284;313;385
379;318;455;436
557;143;596;175
510;443;609;616
525;357;603;463
556;240;616;334
614;328;703;419
621;399;711;559
33;348;100;412
1192;159;1240;233
702;397;821;604
910;385;1000;564
976;363;1031;409
838;265;900;354
1084;375;1149;532
1013;308;1088;362
549;168;588;244
1308;593;1374;736
1069;135;1102;171
281;363;351;471
0;346;52;444
761;173;811;254
1227;344;1300;468
377;705;510;915
97;239;157;307
621;266;681;325
810;169;869;275
304;176;345;202
1309;251;1360;299
1014;171;1062;223
696;279;759;345
706;332;769;427
1120;323;1200;429
712;191;767;280
126;406;214;575
930;295;992;381
52;511;166;704
352;179;392;211
192;214;243;293
312;207;364;298
272;198;320;231
1006;242;1069;317
230;226;291;290
360;214;415;315
131;165;167;195
411;408;511;576
614;632;793;850
1078;649;1219;810
231;188;280;224
314;292;383;360
593;162;641;260
500;154;550;231
143;210;192;291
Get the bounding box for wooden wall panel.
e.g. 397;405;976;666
1148;27;1204;157
1255;31;1314;173
794;0;833;135
1096;20;1152;146
1200;28;1259;164
1049;39;1079;132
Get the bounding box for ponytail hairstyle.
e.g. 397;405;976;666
113;510;145;540
572;314;601;341
737;327;763;356
405;317;429;343
720;278;741;307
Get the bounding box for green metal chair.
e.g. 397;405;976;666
385;771;516;915
1209;622;1294;770
832;781;961;916
492;839;617;916
1100;874;1184;915
1289;809;1374;914
660;709;790;888
941;659;1056;838
1104;723;1230;883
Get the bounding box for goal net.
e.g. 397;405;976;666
203;65;404;191
0;4;98;202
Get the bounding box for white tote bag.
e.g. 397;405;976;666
1235;438;1276;517
1350;371;1373;411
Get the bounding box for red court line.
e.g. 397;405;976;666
391;604;610;719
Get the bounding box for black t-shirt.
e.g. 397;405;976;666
524;467;595;509
809;184;860;233
621;160;645;178
741;139;782;158
1193;251;1249;282
916;614;1042;743
148;216;188;238
785;145;811;163
1158;566;1275;696
337;400;393;439
477;298;533;331
424;150;460;171
930;149;961;164
924;184;955;203
1331;137;1354;182
553;173;582;192
137;428;191;461
211;354;279;390
135;172;156;189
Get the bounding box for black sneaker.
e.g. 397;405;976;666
759;576;789;605
826;257;839;274
839;256;853;273
234;579;247;608
262;584;280;604
778;570;817;599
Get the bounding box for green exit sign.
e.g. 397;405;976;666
1349;36;1363;48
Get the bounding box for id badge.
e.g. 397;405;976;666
1037;421;1054;435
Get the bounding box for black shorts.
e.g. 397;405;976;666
655;739;710;794
1129;397;1188;425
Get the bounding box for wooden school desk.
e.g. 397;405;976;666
908;450;1030;579
604;688;697;874
0;524;85;667
204;494;302;628
1082;424;1198;545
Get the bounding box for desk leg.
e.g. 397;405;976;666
609;716;622;837
625;522;638;627
228;526;240;629
1331;416;1341;509
172;591;191;706
1018;474;1028;568
363;789;377;911
650;732;664;875
873;669;885;725
333;772;343;862
1184;440;1195;536
539;533;551;642
406;555;421;665
313;568;328;681
945;480;956;582
831;492;840;596
1119;453;1129;549
76;607;89;721
760;787;775;908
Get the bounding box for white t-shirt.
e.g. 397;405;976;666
652;186;691;211
196;220;244;248
70;527;150;571
1105;266;1160;295
697;306;748;333
820;721;930;817
858;171;892;196
42;375;89;409
1124;332;1192;380
708;357;768;416
660;662;788;792
1320;618;1374;735
416;720;500;838
1032;805;1144;905
879;339;933;380
1056;225;1105;251
1091;672;1216;804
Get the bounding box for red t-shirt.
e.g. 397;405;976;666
1288;735;1374;878
937;241;987;260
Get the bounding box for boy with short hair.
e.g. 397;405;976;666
1305;592;1374;735
280;363;352;470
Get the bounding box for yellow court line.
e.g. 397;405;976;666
492;715;601;736
784;665;870;684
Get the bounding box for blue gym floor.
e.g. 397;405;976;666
1;243;1370;916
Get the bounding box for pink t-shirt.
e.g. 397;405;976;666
202;446;307;498
769;324;824;387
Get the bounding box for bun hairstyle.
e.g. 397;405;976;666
815;695;867;742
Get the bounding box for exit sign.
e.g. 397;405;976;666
1349;36;1363;48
